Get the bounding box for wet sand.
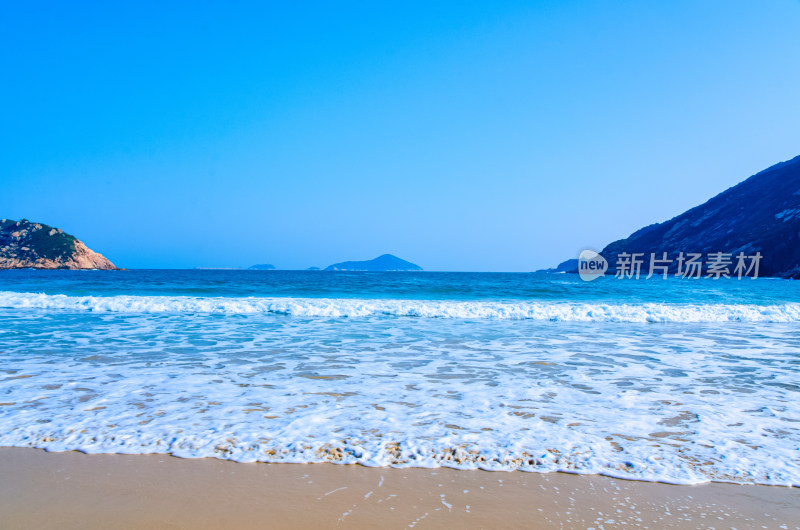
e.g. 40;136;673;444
0;447;797;529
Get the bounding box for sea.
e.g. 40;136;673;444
1;269;798;486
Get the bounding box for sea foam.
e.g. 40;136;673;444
1;308;798;486
2;291;800;322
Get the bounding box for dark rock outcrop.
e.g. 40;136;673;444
0;218;116;270
324;254;422;271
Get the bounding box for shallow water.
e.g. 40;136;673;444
1;270;798;485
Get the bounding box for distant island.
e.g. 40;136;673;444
538;259;578;274
551;154;800;278
0;218;116;270
324;254;422;271
248;264;276;270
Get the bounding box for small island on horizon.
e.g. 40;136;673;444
238;255;421;271
248;264;276;270
323;254;422;272
240;254;422;272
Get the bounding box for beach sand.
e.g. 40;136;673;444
0;447;797;529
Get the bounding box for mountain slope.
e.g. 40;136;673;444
0;219;117;270
598;155;800;278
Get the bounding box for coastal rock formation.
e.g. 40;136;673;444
324;254;422;271
556;154;800;278
0;218;116;270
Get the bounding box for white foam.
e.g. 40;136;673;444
0;305;799;486
2;291;800;322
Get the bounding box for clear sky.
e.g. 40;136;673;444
2;1;800;271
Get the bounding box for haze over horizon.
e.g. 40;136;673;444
3;1;800;271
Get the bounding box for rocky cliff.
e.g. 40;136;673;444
0;219;117;270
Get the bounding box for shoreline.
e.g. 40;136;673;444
1;447;798;529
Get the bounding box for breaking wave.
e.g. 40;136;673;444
2;291;800;322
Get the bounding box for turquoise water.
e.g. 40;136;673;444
2;268;798;303
1;270;799;485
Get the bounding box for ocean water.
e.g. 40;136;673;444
1;269;799;485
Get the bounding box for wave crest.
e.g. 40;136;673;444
2;291;799;322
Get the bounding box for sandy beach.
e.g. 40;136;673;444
1;447;797;529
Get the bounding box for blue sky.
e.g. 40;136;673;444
2;1;800;271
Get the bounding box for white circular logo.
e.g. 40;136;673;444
578;249;608;281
